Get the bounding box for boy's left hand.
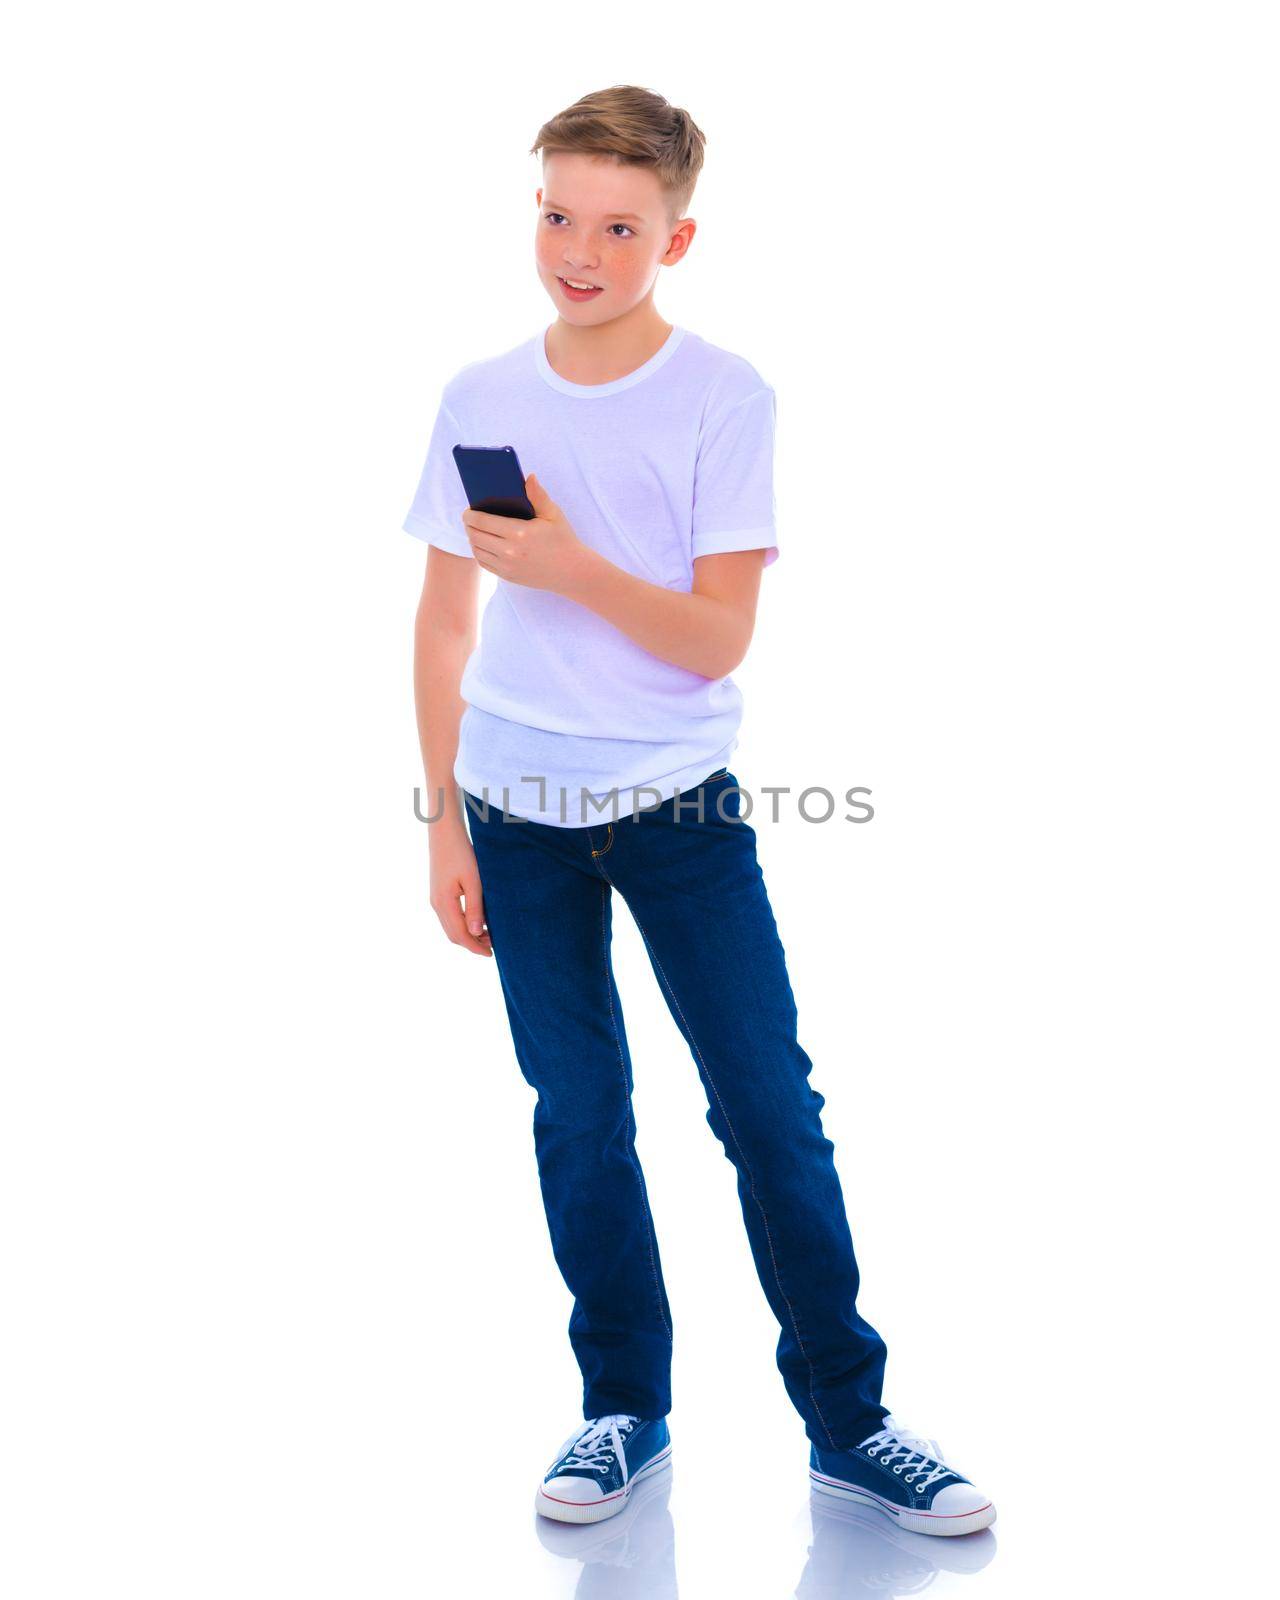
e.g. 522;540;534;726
461;474;589;595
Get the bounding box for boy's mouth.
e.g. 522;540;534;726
557;276;604;301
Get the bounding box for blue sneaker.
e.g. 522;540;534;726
809;1414;996;1537
535;1413;673;1524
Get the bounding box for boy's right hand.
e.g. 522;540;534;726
429;827;493;957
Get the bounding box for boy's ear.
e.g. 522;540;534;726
664;217;696;266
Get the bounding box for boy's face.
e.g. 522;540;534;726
535;151;693;323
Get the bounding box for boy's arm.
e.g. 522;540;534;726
414;546;478;831
461;475;768;679
414;547;493;956
560;547;766;679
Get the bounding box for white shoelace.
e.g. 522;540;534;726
555;1414;638;1481
857;1413;956;1491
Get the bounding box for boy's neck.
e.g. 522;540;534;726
544;300;675;387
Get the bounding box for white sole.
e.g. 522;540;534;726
535;1446;673;1524
809;1470;996;1537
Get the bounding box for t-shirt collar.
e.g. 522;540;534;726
533;323;687;399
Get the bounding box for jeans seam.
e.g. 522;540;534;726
596;877;672;1346
595;864;836;1450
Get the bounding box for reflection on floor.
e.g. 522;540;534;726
535;1460;677;1597
533;1462;998;1597
800;1491;997;1595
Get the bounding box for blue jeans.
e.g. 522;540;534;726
461;768;889;1450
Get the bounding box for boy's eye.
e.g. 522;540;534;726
542;212;633;240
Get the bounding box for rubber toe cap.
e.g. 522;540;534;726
930;1481;994;1518
540;1473;606;1506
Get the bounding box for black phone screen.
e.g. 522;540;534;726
452;445;537;520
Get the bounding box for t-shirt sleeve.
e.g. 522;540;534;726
690;385;779;567
402;393;474;559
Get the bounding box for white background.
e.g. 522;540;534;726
3;3;1276;1596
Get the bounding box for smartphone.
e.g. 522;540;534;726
452;445;537;520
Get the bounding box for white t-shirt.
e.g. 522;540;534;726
402;322;779;826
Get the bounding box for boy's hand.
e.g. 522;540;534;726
461;473;592;595
428;826;493;957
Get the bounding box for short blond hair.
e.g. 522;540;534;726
530;84;706;224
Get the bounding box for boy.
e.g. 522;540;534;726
404;85;995;1537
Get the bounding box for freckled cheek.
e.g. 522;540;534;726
535;239;639;287
602;256;643;290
